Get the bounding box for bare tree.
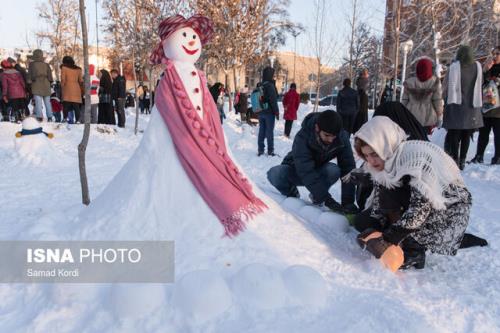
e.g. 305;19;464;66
193;0;295;102
78;0;91;205
36;0;80;80
347;0;358;82
309;0;338;112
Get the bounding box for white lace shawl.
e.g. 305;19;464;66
355;116;465;210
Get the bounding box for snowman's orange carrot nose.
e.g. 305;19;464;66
188;40;195;46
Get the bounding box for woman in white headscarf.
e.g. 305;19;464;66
352;116;486;269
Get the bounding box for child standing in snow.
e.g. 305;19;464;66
50;93;63;123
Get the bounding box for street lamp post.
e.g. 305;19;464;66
399;39;413;102
291;30;301;82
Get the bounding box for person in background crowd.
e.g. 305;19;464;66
353;116;486;270
50;92;63;122
234;85;249;123
137;85;144;113
7;57;30;117
257;66;279;156
267;110;357;214
470;46;500;165
0;63;8;121
209;82;226;124
1;59;26;122
443;45;483;170
282;82;300;138
142;86;151;114
28;49;53;121
89;64;100;124
60;56;83;124
97;69;114;125
353;68;369;133
336;78;359;134
402;58;443;133
110;69;126;127
125;92;135;108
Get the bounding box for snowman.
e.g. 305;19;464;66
73;15;267;239
14;116;57;165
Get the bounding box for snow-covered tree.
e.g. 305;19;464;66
36;0;81;79
309;0;338;111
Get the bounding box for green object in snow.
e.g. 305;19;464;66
345;214;356;226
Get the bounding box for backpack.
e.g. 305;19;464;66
250;84;268;113
482;79;500;113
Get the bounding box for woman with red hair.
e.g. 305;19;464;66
402;58;443;133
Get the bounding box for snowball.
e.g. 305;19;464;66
282;265;328;307
317;212;349;233
282;197;307;214
231;263;288;310
298;205;322;222
110;284;166;318
173;270;232;324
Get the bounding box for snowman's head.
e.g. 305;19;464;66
150;15;213;65
162;27;202;64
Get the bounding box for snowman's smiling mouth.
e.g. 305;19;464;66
182;45;199;55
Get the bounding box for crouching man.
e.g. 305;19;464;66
267;110;358;214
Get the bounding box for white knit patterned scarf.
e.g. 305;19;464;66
355;116;465;210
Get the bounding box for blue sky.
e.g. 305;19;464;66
0;0;386;65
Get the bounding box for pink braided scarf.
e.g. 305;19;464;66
154;60;267;237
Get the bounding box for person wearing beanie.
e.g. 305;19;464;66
257;66;280;156
28;49;54;121
267;110;358;214
402;58;443;133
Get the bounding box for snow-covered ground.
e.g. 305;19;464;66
0;105;499;332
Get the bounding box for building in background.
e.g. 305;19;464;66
205;51;335;96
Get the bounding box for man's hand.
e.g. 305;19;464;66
342;203;359;214
2;96;8;104
324;196;342;212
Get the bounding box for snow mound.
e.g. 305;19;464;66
282;265;328;307
173;270;232;324
14;134;60;166
231;263;288;310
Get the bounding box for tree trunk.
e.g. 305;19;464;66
348;0;357;83
78;0;91;205
313;58;321;112
225;70;232;112
133;0;140;135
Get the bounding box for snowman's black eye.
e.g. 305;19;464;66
182;32;187;37
192;35;197;39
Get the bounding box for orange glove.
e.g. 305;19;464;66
357;229;404;272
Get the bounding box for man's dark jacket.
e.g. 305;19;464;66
111;75;126;99
336;86;359;116
281;112;356;204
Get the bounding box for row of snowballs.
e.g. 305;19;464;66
173;264;328;323
108;263;328;325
